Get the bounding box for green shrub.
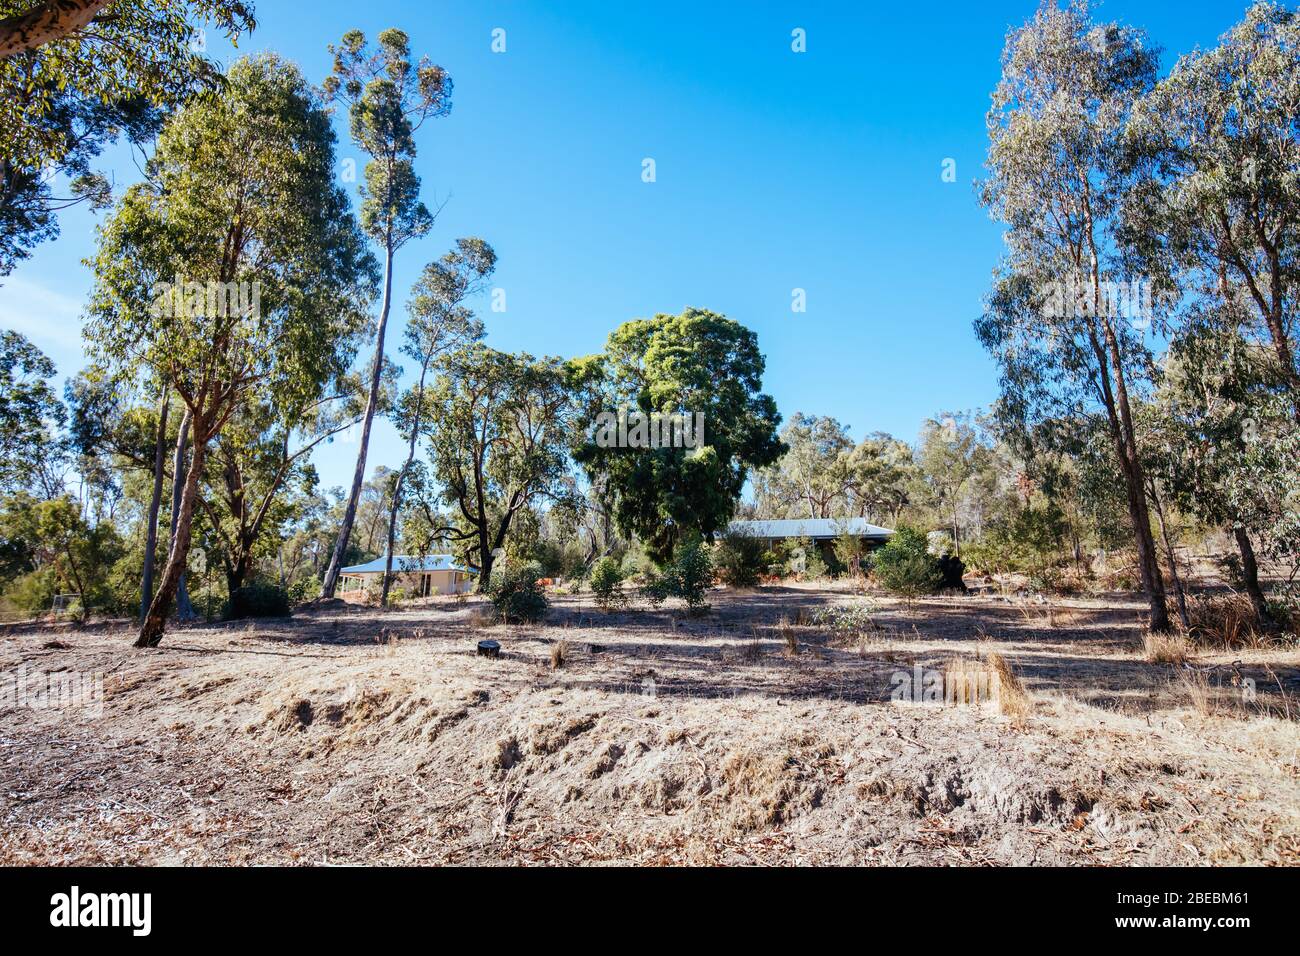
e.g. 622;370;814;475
488;562;549;624
713;530;766;587
639;573;671;608
668;539;714;614
870;526;942;599
588;556;626;611
228;583;291;619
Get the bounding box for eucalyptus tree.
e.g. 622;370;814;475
755;413;856;519
0;329;65;497
425;346;576;588
85;54;375;647
976;1;1171;631
378;238;494;605
0;1;255;275
203;368;369;595
1126;1;1300;419
318;28;453;599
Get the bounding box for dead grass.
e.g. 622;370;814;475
1145;631;1192;665
550;639;569;670
1;584;1296;866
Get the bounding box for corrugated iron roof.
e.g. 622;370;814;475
340;555;475;575
727;518;894;540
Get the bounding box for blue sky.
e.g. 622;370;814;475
0;0;1255;492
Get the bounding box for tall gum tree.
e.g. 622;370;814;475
318;28;452;599
379;237;494;605
976;0;1171;631
85;53;375;647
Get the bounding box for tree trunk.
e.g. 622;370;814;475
1149;484;1189;630
322;241;394;598
0;0;111;58
380;359;431;607
140;392;169;622
137;417;207;648
169;408;195;619
1233;526;1271;624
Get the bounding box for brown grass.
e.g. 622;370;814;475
1145;631;1192;665
550;639;570;670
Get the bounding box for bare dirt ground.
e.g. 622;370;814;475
2;583;1297;865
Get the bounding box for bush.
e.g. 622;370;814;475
588;556;626;611
713;530;766;587
871;526;943;599
488;562;549;624
639;573;671;608
228;583;291;619
668;539;714;614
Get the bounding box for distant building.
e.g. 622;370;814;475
338;555;476;601
727;517;894;548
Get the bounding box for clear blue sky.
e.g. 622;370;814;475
0;0;1255;492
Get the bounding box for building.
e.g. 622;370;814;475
726;518;894;565
337;555;476;602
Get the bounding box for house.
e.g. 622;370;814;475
337;555;476;602
726;518;894;566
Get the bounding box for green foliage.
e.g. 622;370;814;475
0;492;127;617
588;556;626;612
228;583;291;619
712;530;766;587
870;526;943;599
0;1;256;273
0;331;65;495
425;346;576;580
965;505;1068;582
665;539;715;614
572;308;786;563
488;562;549;624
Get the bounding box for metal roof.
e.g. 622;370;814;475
340;555;475;575
727;518;894;541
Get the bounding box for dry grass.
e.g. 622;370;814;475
2;584;1297;866
1182;593;1264;650
1145;631;1192;665
550;639;569;670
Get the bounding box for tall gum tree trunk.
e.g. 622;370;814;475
0;0;111;58
140;392;169;621
137;417;208;648
380;359;431;606
170;408;195;618
322;241;394;598
1234;526;1271;624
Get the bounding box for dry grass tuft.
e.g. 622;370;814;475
1183;593;1262;650
550;639;570;670
940;652;1030;719
1144;630;1192;665
988;651;1030;719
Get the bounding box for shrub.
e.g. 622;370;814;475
488;562;549;624
588;556;626;612
228;583;291;619
871;526;942;599
713;530;766;587
639;573;671;608
669;539;715;614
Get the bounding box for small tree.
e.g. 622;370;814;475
668;538;714;614
488;562;548;624
871;526;942;601
588;555;626;612
712;529;766;587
